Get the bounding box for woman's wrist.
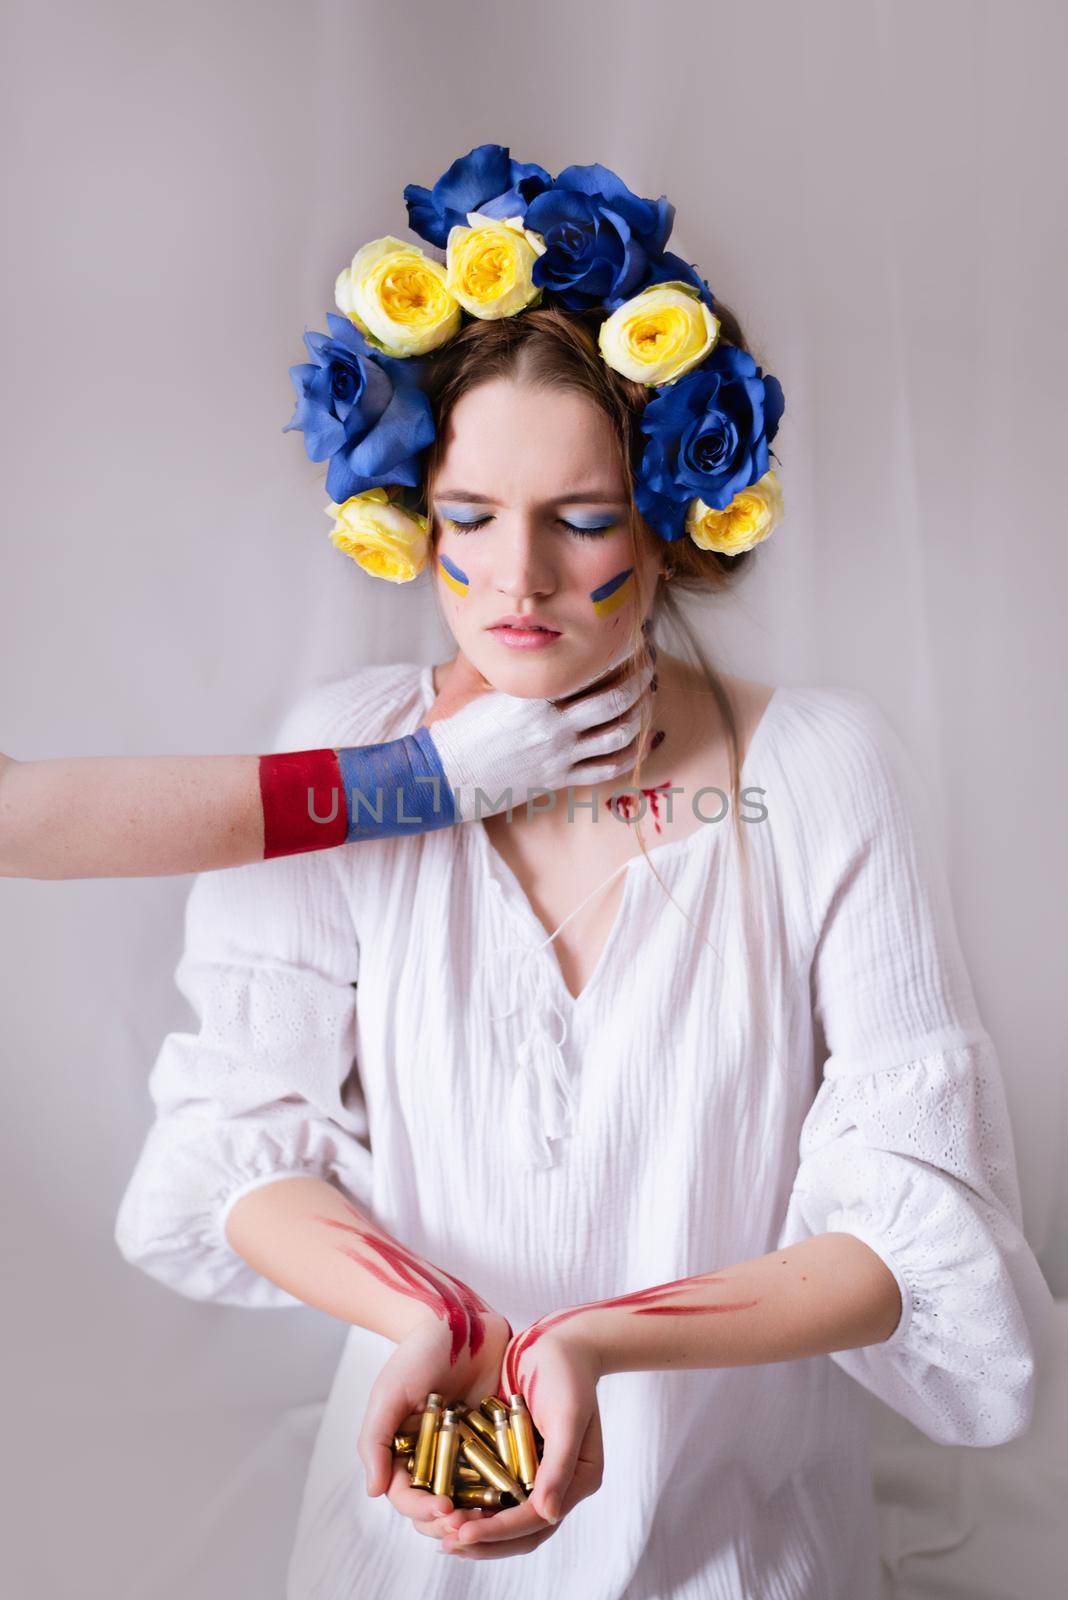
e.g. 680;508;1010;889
559;1307;613;1380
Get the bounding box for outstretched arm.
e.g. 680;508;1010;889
0;748;268;878
513;1232;901;1389
439;1233;899;1557
1;653;653;879
225;1176;514;1515
224;1176;497;1357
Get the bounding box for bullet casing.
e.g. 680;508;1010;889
461;1405;499;1449
431;1407;461;1498
493;1414;519;1474
480;1396;519;1475
453;1485;520;1509
508;1393;539;1491
411;1392;443;1489
427;1457;491;1484
455;1417;528;1503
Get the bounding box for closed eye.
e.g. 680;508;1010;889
440;515;616;540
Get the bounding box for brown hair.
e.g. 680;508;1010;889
414;300;766;911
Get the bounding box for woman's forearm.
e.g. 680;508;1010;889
224;1177;494;1357
509;1233;902;1389
0;752;265;878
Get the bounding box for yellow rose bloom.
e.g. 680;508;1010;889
598;281;720;386
445;212;545;319
334;236;461;358
685;469;784;555
325;489;429;583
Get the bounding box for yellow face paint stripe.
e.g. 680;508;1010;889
438;553;470;596
590;567;636;617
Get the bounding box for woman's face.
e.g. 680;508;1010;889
430;378;661;697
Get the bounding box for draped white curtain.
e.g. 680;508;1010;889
1;1;1065;1594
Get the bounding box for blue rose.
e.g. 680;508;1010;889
524;161;712;313
403;143;553;251
283;314;435;503
634;345;786;542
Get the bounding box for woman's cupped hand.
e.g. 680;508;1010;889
356;1308;605;1560
357;1308;513;1546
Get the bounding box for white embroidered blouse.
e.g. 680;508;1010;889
115;661;1053;1600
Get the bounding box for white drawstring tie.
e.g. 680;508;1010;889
487;860;631;1171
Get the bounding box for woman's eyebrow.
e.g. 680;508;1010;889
434;489;628;505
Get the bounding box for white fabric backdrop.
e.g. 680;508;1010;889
1;1;1065;1595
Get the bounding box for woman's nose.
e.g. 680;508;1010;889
494;523;557;598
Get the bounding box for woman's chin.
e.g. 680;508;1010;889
467;637;608;698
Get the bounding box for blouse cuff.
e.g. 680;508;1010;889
821;1210;915;1354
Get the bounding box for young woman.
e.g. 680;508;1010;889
115;303;1052;1593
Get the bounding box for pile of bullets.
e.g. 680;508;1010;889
392;1391;544;1510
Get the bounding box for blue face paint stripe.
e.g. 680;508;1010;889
590;566;635;603
335;732;459;839
438;552;470;586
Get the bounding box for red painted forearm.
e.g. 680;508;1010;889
506;1234;903;1394
312;1200;492;1363
225;1178;493;1355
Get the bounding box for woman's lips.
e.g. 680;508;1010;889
488;624;562;651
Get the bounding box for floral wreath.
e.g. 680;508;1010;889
283;143;785;584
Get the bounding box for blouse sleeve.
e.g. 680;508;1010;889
113;686;372;1309
778;690;1055;1446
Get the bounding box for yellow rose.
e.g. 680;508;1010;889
598;281;720;386
334;236;461;358
685;469;784;555
445;212;545;319
325;488;429;582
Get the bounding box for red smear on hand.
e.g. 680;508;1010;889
504;1269;759;1394
312;1201;492;1364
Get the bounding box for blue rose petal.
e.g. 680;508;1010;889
554;163;674;257
526;162;679;311
284;311;435;501
635;344;786;533
403;143;552;249
633;477;688;542
643;252;716;309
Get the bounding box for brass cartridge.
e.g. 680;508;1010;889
452;1484;521;1509
392;1431;418;1457
456;1463;482;1483
508;1392;539;1491
482;1396;520;1476
455;1417;528;1503
431;1406;461;1498
460;1405;499;1450
410;1392;443;1490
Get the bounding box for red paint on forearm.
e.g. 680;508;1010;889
504;1269;761;1396
632;1302;760;1316
436;1265;491;1357
259;748;348;859
313;1201;491;1364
